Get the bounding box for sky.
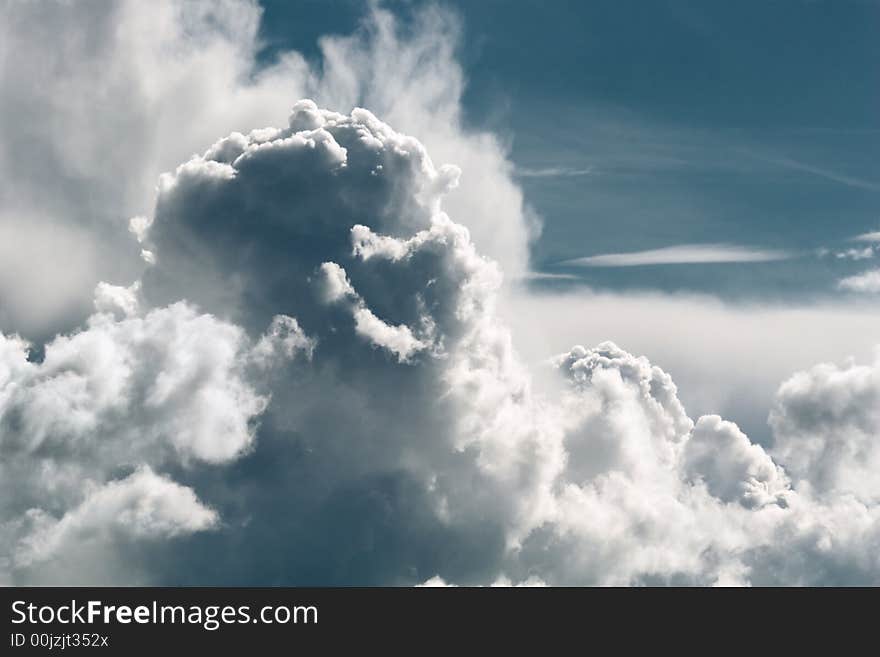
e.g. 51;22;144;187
254;0;880;440
2;0;880;587
261;0;880;300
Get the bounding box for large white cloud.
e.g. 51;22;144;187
131;104;561;571
2;1;880;587
9;467;218;585
0;0;310;338
0;283;311;583
0;0;530;341
685;415;790;509
16;102;877;586
770;353;880;503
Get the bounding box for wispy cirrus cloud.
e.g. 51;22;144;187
750;152;880;192
557;243;793;267
515;166;593;178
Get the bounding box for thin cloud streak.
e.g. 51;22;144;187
557;244;793;267
852;231;880;242
519;271;580;281
755;153;880;192
515;166;594;178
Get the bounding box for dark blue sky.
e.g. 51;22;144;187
258;0;880;300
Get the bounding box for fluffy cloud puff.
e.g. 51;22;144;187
0;285;311;583
131;106;558;583
8;467;217;585
4;93;880;584
28;102;880;585
770;353;880;503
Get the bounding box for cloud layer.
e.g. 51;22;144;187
2;1;879;587
3;97;880;585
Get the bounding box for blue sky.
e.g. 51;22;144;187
260;0;880;300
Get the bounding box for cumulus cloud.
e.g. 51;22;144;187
499;287;880;441
0;0;531;341
3;1;880;587
12;467;217;582
684;415;790;509
0;0;310;338
770;353;880;503
0;282;311;583
319;260;431;362
2;300;270;466
84;101;880;585
6;96;880;586
419;574;547;587
94;281;141;319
